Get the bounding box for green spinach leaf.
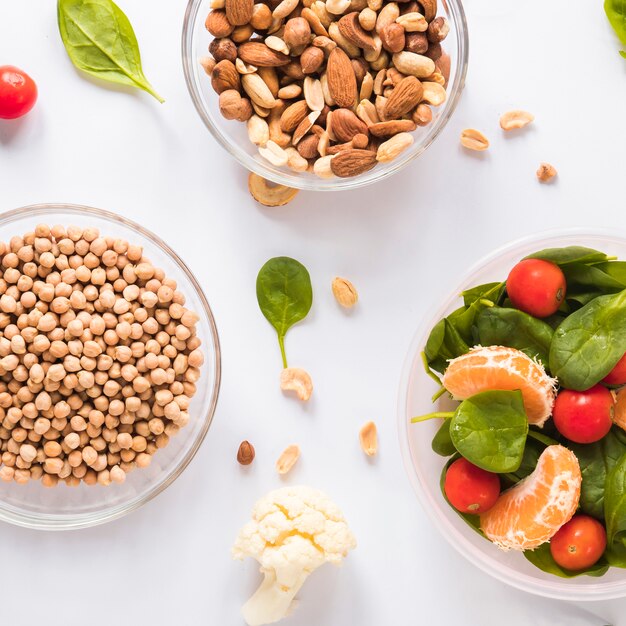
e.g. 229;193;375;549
461;282;505;308
549;289;626;390
449;390;528;473
605;453;626;545
571;429;626;520
432;419;456;457
256;257;313;368
474;307;553;366
58;0;164;102
524;246;609;266
524;543;609;578
605;0;626;57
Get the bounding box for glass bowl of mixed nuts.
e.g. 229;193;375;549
0;204;220;530
182;0;468;190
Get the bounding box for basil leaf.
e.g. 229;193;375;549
571;429;626;520
605;453;626;545
256;257;312;368
524;246;609;266
432;419;455;457
605;0;626;55
524;543;609;578
475;307;553;367
549;289;626;390
58;0;164;102
449;390;528;473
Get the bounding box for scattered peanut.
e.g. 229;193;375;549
460;128;489;151
332;277;358;308
499;110;534;131
276;444;301;474
359;421;378;456
536;162;557;183
280;367;313;401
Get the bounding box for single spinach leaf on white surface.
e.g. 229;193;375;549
549;289;626;390
605;0;626;57
449;390;528;474
58;0;164;102
256;257;313;368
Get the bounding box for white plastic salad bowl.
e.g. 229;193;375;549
398;229;626;601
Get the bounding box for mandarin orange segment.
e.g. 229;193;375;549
614;388;626;431
479;445;581;551
441;345;557;426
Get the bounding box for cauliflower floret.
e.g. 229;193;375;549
232;486;357;626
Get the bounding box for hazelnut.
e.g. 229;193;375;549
283;17;311;49
211;59;241;94
404;32;429;54
301;46;324;75
427;16;450;43
237;440;255;465
380;23;405;54
209;37;238;62
205;9;234;38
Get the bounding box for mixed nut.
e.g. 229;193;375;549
201;0;450;178
0;225;203;487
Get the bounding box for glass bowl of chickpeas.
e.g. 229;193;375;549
0;204;220;529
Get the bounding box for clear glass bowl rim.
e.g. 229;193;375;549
397;227;626;601
181;0;469;191
0;203;221;531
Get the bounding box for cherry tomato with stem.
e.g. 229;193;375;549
603;352;626;386
553;384;614;444
550;515;607;571
506;258;566;318
444;457;500;514
0;66;38;120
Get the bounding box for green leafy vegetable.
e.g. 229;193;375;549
524;543;609;578
58;0;164;102
605;453;626;545
432;420;456;457
549;289;626;390
524;246;609;266
571;429;626;520
449;390;529;473
475;307;554;366
256;257;313;368
461;282;505;308
605;0;626;57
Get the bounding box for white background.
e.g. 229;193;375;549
0;0;625;624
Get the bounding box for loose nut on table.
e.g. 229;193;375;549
359;421;378;456
536;162;557;183
500;110;534;131
248;173;299;206
460;128;489;151
280;367;313;401
332;277;358;307
237;440;256;465
276;444;301;474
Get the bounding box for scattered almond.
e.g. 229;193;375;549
460;128;489;151
537;162;557;183
500;110;534;131
237;440;255;465
248;173;299;206
276;444;301;475
359;421;378;456
332;277;358;307
280;367;313;400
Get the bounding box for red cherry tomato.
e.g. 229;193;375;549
0;66;38;120
550;515;607;571
506;258;566;318
603;352;626;386
444;457;500;514
553;384;614;444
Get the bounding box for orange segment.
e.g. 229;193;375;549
442;345;557;426
480;445;581;550
614;388;626;430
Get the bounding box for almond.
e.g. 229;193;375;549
369;119;416;137
205;10;234;38
338;12;376;51
332;107;369;142
238;42;290;67
297;133;320;158
280;100;310;132
326;47;357;108
211;60;240;94
330;149;377;177
419;0;437;22
225;0;253;26
384;76;423;120
292;111;320;145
